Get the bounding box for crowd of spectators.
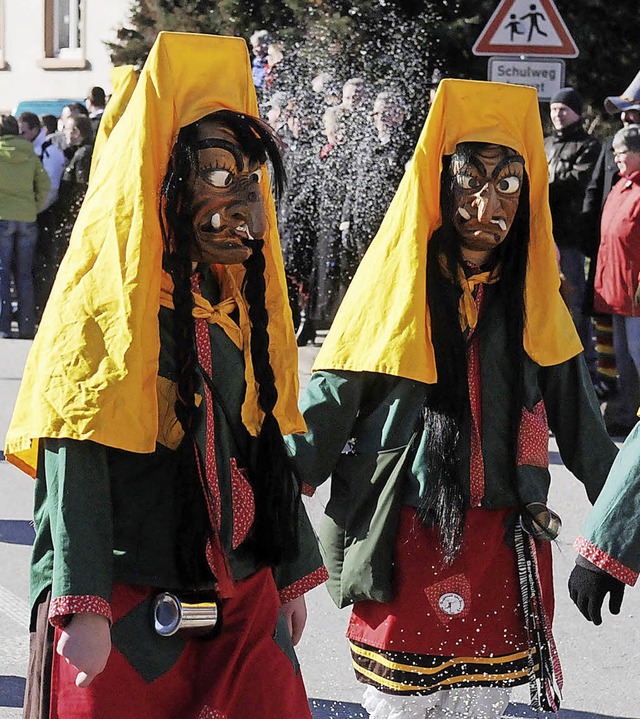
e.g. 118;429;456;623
0;91;98;337
249;30;415;344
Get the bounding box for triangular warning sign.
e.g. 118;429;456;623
473;0;578;57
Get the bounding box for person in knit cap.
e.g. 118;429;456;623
544;86;601;387
287;79;617;718
6;32;326;719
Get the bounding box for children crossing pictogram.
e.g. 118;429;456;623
473;0;578;57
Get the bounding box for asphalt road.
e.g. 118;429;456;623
0;339;638;719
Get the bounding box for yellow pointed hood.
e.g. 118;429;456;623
313;78;581;381
5;32;304;476
89;64;138;180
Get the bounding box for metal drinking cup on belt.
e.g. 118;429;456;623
152;592;220;638
519;502;562;541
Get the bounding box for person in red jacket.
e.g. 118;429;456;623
593;124;640;436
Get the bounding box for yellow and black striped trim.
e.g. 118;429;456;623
350;640;536;695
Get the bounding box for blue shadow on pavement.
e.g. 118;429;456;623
549;450;562;465
0;675;25;708
1;690;635;715
309;699;637;719
310;699;367;718
505;703;637;719
0;518;35;546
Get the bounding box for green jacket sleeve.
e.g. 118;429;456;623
271;498;327;599
540;354;618;503
575;423;640;586
285;370;366;488
40;438;113;604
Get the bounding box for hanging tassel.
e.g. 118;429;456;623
514;523;563;713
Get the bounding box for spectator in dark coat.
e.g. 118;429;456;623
544;87;601;380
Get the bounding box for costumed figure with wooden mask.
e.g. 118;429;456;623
6;32;327;719
286;79;617;718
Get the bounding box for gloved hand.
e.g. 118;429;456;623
568;560;625;625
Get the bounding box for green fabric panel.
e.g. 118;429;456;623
272;610;300;674
271;498;323;592
539;356;617;503
581;423;640;575
37;440;113;605
111;596;186;683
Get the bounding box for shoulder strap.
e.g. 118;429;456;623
39;138;53;161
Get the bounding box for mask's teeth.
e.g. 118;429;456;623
457;207;471;220
211;213;221;229
492;218;507;231
236;224;254;240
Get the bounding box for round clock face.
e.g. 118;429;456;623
438;592;465;616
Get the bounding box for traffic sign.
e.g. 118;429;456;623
488;57;565;101
473;0;578;57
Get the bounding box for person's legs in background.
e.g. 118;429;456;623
621;314;640;430
610;313;640;433
0;220;17;337
13;221;38;339
559;246;597;379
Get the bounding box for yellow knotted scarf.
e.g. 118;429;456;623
439;257;501;332
158;270;263;426
313;79;581;382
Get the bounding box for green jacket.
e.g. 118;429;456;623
577;422;640;586
287;296;617;608
30;271;324;619
0;134;50;221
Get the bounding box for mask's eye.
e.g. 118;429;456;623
497;175;521;194
201;169;233;188
455;174;481;191
249;167;263;183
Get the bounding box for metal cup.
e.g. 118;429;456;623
520;502;562;541
152;592;220;638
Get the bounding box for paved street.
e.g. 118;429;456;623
0;339;639;718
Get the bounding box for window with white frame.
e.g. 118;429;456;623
0;0;5;68
54;0;82;58
42;0;85;64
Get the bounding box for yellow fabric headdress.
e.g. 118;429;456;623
5;32;304;476
313;78;581;382
89;64;138;180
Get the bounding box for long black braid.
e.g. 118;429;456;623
161;110;299;568
420;144;531;562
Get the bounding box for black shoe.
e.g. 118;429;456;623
296;320;315;347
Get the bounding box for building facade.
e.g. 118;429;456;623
0;0;132;113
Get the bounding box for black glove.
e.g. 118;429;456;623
568;561;625;625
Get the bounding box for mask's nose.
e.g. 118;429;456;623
472;183;500;223
227;181;267;239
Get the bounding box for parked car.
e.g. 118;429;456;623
11;98;86;119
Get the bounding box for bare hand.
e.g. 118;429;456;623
56;613;111;687
281;595;307;646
